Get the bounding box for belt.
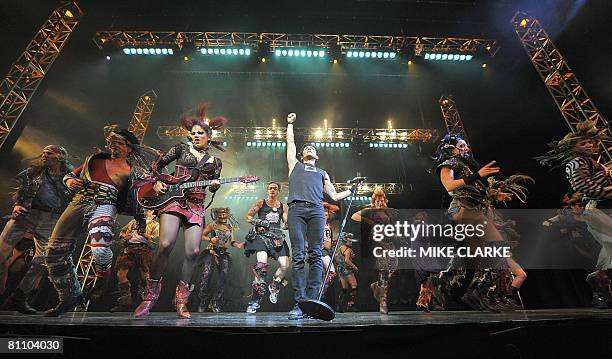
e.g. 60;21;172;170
76;182;119;205
30;204;64;214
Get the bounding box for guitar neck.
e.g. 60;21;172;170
179;177;243;189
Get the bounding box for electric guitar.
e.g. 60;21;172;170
137;174;259;210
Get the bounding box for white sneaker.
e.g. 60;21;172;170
268;284;279;304
246;302;260;314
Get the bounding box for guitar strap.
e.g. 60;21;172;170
204;157;221;210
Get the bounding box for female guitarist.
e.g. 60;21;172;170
134;102;225;319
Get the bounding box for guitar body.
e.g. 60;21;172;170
136;174;260;210
137;174;191;210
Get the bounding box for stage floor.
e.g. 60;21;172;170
1;309;611;358
1;308;611;329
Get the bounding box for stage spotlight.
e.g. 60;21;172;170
155;48;162;55
466;55;473;61
239;49;245;55
281;50;287;56
333;59;338;64
347;51;353;58
106;55;111;60
162;48;168;54
408;60;413;65
245;48;251;56
220;49;226;55
319;50;325;57
435;54;442;60
365;52;371;58
275;49;281;56
122;48;130;55
441;54;448;60
143;48;150;55
261;58;266;63
459;54;466;61
183;56;189;61
232;49;239;55
453;54;460;60
300;50;306;57
383;52;389;59
377;52;383;58
307;50;313;57
288;50;294;56
136;48;143;54
389;52;396;59
358;52;364;58
482;63;487;68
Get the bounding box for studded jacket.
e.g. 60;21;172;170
13;165;73;211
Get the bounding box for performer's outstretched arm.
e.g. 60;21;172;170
286;113;298;175
324;173;352;202
439;160;499;193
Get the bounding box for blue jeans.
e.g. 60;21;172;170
288;201;325;302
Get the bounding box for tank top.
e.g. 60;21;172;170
288;162;327;205
257;199;284;231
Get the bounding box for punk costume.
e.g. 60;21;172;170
197;208;238;313
434;134;531;312
135;102;226;319
0;146;73;314
537;120;612;308
110;215;159;312
44;128;154;316
334;233;358;312
244;199;290;313
351;189;398;314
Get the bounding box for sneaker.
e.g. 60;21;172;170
269;284;280;304
246;301;260;314
211;301;221;313
288;304;304;320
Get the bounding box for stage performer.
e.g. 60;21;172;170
320;202;339;298
433;134;529;312
536;120;612;309
44;127;156;316
197;207;241;313
134;102;225;319
285;112;357;320
0;145;74;314
244;181;290;314
110;209;159;312
333;232;359;312
351;187;398;314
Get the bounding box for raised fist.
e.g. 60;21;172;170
287;113;297;124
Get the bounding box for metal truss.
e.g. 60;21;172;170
511;11;611;167
75;242;98;309
157;126;437;143
0;2;82;150
94;31;499;57
128;90;157;144
439;95;470;145
227;181;404;196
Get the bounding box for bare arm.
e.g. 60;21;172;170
440;161;499;193
344;248;358;270
283;202;289;229
324;173;352;202
201;224;214;242
351;210;363;222
286;113;298;175
246;199;264;222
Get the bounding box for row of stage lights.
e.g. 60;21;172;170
200;48;252;56
346;51;397;59
225;196;290;201
274;49;326;58
224;195;371;202
116;47;477;63
122;48;174;55
246;141;352;148
424;53;473;61
369;143;409;148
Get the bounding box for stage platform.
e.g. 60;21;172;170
1;309;611;358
